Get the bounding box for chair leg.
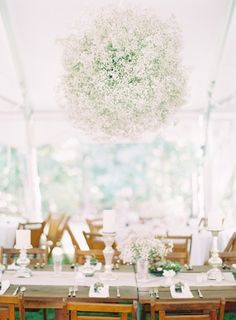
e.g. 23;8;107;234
43;308;47;320
141;304;149;320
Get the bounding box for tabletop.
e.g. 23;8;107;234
1;264;236;312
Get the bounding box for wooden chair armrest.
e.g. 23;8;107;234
219;251;236;258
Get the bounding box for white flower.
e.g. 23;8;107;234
60;8;186;141
119;232;173;264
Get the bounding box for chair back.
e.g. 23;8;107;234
18;221;46;248
224;232;236;252
66;225;80;249
86;218;103;233
46;214;70;254
64;301;137;320
0;247;48;265
151;299;225;320
83;231;105;250
0;295;25;320
219;232;236;263
157;235;192;264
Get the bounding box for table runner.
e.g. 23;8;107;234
2;270;137;287
137;272;236;288
3;269;235;288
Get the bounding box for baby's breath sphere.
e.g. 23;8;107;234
61;8;186;141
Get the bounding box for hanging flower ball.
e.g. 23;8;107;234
60;8;186;141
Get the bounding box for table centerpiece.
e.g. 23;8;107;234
148;259;181;276
119;232;173;280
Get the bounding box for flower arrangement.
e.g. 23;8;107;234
119;232;173;264
60;8;186;141
93;282;104;293
148;259;181;275
174;281;184;292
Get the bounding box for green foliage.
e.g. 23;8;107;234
37;137;201;215
0;137;201;217
149;260;182;274
0;145;25;211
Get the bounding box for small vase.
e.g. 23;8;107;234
136;258;148;281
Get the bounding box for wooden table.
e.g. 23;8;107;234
138;285;236;319
6;284;138;308
2;265;236;319
2;265;138;319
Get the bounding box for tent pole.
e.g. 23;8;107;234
0;0;42;220
23;117;42;221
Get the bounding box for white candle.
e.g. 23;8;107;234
103;209;116;233
15;230;32;249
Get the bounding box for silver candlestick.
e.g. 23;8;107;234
15;249;32;278
207;228;223;280
100;232;117;281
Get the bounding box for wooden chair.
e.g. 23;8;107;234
0;247;48;265
0;295;25;320
83;231;119;251
0;247;48;320
63;301;137;320
83;231;105;250
74;246;122;265
151;299;225;320
64;225;104;264
65;224;104;264
18;213;52;248
46;213;70;254
86;218;103;233
219;232;236;264
66;225;80;249
158;235;192;265
81;231;122;264
66;224;119;265
18;221;46;248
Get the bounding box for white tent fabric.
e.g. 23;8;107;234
0;0;235;221
0;0;235;147
204;118;236;224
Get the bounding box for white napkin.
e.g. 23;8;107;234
170;284;193;299
89;285;109;298
0;280;10;295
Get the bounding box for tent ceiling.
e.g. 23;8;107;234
0;0;235;146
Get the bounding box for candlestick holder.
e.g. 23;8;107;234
207;228;223;281
15;248;32;278
100;232;117;281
